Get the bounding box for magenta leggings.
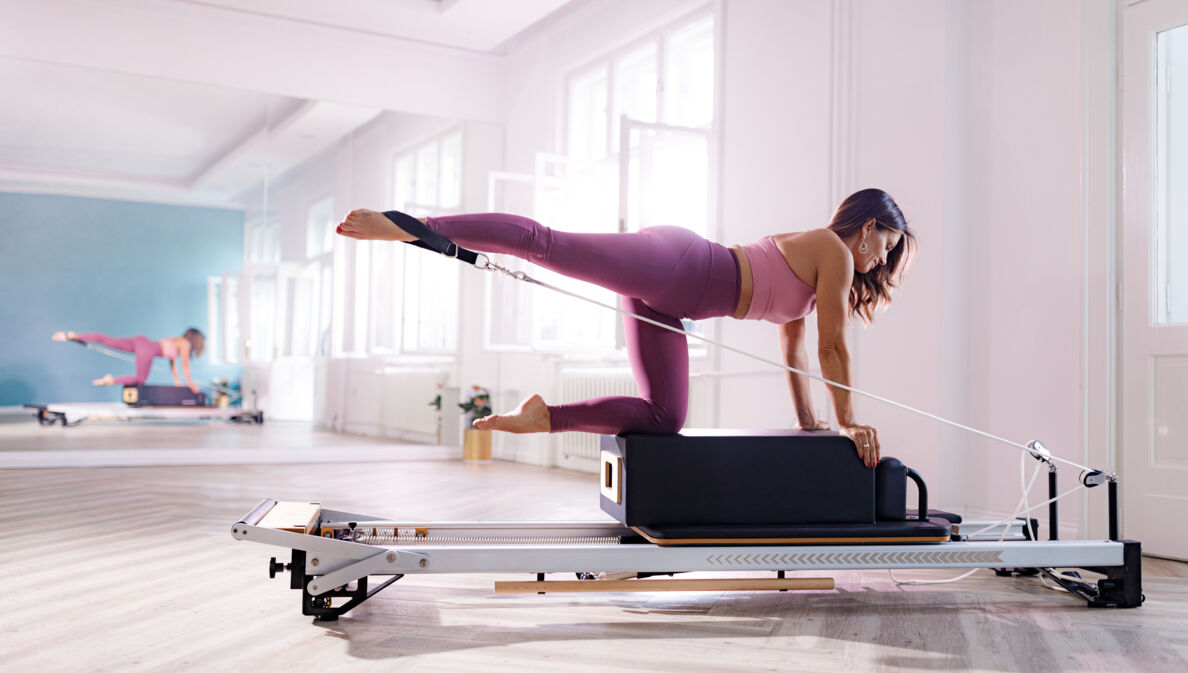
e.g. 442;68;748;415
76;333;162;385
425;214;740;435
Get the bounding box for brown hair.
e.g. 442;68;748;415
184;328;205;357
826;188;916;324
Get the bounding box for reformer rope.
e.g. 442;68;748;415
472;255;1101;475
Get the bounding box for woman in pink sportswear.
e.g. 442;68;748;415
51;328;205;393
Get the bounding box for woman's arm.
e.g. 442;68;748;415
169;358;181;386
814;238;880;467
778;318;826;429
179;342;199;394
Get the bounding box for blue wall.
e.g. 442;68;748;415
0;193;243;406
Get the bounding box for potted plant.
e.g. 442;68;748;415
458;385;492;462
428;383;444;445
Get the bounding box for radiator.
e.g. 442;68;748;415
554;366;714;464
379;367;449;439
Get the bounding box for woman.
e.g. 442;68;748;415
51;328;205;394
337;188;915;468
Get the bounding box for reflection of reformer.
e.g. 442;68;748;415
29;337;263;426
26;397;264;426
232;431;1142;621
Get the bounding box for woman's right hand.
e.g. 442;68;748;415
839;423;880;468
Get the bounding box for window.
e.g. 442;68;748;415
297;196;335;358
306;195;335;259
1156;24;1188;324
517;9;714;353
206;273;241;365
248;273;277;361
664;15;715;129
246;218;279;264
376;127;464;353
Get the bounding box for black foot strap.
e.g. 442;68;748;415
382;210;480;265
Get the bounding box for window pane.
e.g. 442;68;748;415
613;43;658;148
249;274;276;361
393;155;415;210
370;243;403;352
568;67;609;161
352;241;370;352
318;264;332;357
402;252;459;352
288;275;313;357
625;127;709;238
664;15;715;128
416;145;439;207
223;275;240;364
306;195;334;259
439;132;462;210
1156;24;1188;324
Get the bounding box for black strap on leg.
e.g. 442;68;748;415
382;210;480;266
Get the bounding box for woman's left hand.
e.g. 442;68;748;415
189;383;200;395
838;423;880;468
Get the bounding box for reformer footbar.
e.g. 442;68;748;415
228;213;1143;620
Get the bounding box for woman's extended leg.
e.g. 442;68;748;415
75;332;136;352
422;213;706;312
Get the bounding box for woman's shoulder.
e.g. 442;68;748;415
775;228;850;264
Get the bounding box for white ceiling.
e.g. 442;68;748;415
184;0;574;53
0;0;579;207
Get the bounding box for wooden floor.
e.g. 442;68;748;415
1;422;1185;673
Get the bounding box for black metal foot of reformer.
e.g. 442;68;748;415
1042;540;1144;608
302;575;404;621
275;550;404;621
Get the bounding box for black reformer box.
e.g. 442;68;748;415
122;385;207;407
599;429;874;527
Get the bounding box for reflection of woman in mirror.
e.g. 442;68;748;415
336;189;915;468
52;329;205;393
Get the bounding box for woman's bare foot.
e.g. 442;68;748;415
92;374;115;387
473;393;551;434
336;209;419;242
52;331;77;342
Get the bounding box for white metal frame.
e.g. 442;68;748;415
31;402;262;425
232;503;1126;596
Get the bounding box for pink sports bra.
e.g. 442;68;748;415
160;339;179;359
736;236;817;323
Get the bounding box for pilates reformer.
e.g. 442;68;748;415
25;399;263;426
233;430;1141;621
29;337;264;426
230;212;1143;620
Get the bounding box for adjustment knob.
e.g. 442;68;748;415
268;556;288;578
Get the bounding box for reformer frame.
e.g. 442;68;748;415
26;402;264;426
232;499;1143;621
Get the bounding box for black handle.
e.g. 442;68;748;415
905;468;928;521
